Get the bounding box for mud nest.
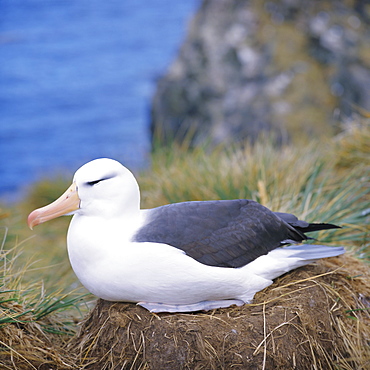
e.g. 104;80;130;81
1;254;369;369
70;254;370;370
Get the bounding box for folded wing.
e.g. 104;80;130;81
133;199;340;268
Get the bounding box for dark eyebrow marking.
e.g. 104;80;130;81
87;179;103;186
86;173;117;186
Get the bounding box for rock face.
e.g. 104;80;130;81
151;0;370;146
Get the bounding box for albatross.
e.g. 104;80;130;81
28;158;344;313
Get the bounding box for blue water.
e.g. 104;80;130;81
0;0;199;200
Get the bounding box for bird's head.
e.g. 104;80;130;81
27;158;140;229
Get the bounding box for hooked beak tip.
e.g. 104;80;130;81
27;210;40;230
27;182;80;229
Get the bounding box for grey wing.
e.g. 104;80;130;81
133;199;306;268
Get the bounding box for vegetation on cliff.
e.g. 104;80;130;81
0;117;368;368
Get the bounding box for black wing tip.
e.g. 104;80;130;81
317;223;341;229
306;223;342;232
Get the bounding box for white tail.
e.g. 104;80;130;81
244;244;345;280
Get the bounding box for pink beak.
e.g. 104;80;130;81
27;182;80;229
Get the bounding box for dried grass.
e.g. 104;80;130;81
1;117;368;369
0;231;84;370
0;295;79;370
333;117;370;170
7;251;369;370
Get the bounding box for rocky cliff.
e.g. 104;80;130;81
151;0;370;146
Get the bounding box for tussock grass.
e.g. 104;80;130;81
333;116;370;169
0;227;86;369
0;117;368;368
142;126;369;257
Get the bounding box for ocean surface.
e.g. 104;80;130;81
0;0;199;201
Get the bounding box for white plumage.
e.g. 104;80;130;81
28;158;345;313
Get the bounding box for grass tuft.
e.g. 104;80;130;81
141;130;369;260
0;116;368;367
0;227;86;369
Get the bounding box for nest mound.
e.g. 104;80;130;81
71;254;370;370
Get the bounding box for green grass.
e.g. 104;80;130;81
142;125;369;257
0;118;368;367
0;229;86;334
